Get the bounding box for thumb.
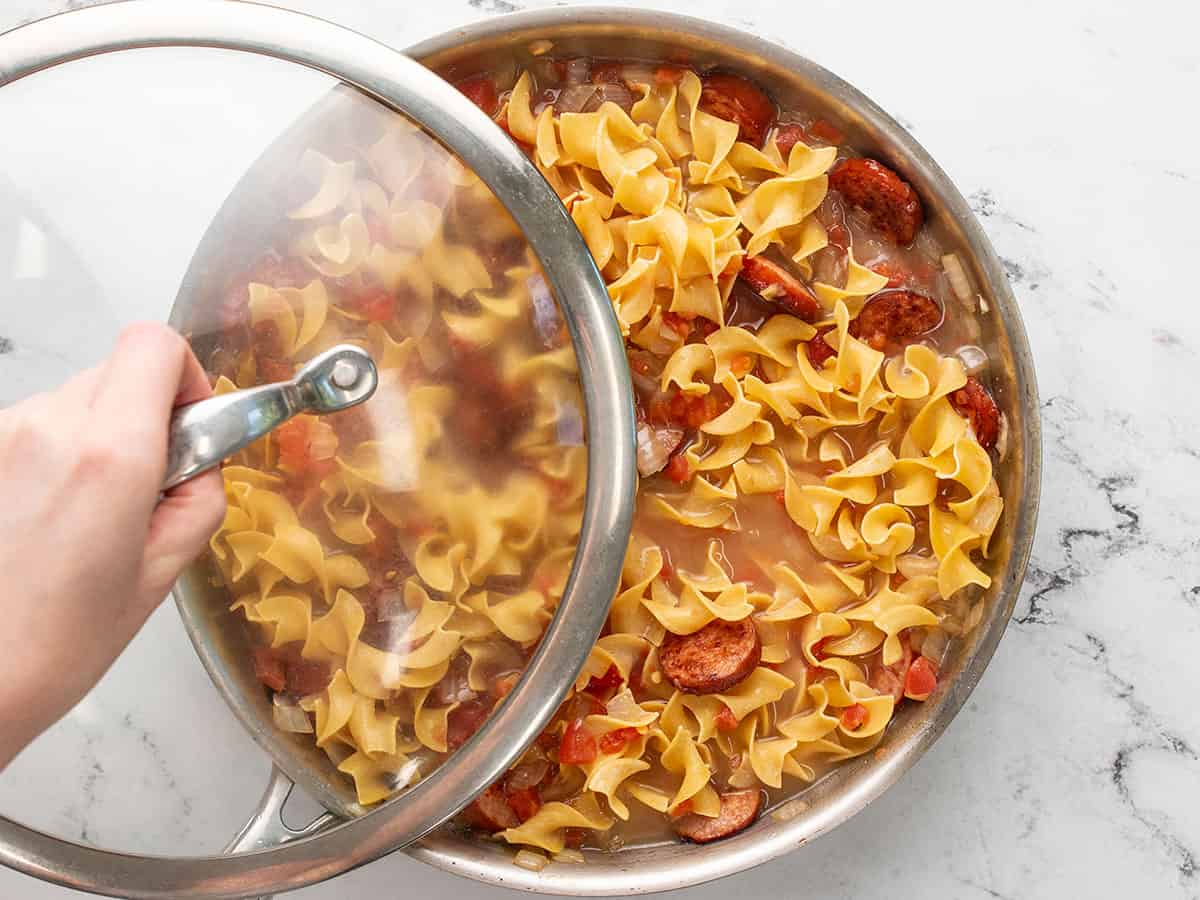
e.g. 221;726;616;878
140;469;227;601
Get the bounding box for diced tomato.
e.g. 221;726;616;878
870;260;910;289
654;65;686;85
252;647;286;692
491;671;521;701
447;699;493;751
276;418;310;471
668;798;695;819
811;636;834;661
598;727;640;755
662;311;694;337
715;705;739;732
558;718;598;766
585;665;624;702
354;288;397;323
504;785;542;822
276;417;338;477
773;123;808;157
688;393;728;429
840;703;868;731
904;656;938;701
827;222;850;249
257;356;293;384
456;76;499;117
773;489;787;506
807;118;845;145
658;553;675;583
664;454;691;483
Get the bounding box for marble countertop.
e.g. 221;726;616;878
1;1;1197;898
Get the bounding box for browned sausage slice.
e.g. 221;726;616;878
698;73;776;147
805;325;837;368
659;617;761;695
829;158;925;246
949;376;1001;450
461;782;519;832
850;290;941;351
739;256;821;323
673;789;763;843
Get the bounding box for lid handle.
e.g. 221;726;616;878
163;344;377;490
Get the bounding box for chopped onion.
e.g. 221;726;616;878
552;847;586;864
513;849;549;872
554;84;599;114
955;344;989;376
941;253;975;309
995;412;1011;462
506;756;551;791
636;423;685;476
272;695;314;734
920;627;948;666
964;599;985;633
527;39;553;57
896;553;939;579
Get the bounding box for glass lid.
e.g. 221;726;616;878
0;4;634;896
183;84;591;805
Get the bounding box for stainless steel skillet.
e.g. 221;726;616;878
0;4;1040;898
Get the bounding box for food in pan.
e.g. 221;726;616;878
201;52;1006;865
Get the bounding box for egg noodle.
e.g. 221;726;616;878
205;68;1002;858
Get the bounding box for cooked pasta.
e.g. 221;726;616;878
196;55;1006;861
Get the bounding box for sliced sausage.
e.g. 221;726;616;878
850;290;941;351
447;698;493;751
251;647;287;693
461;782;519;832
659;617;761;695
739;256;821;323
805;325;837;368
829;158;924;246
949;376;1001;450
284;659;331;697
698;73;776;147
673;789;763;843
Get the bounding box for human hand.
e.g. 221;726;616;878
0;323;226;768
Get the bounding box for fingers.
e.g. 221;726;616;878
174;338;215;407
93;322;194;446
140;468;227;602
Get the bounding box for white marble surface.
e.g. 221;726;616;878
1;0;1198;898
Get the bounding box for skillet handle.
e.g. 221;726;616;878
223;766;340;900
